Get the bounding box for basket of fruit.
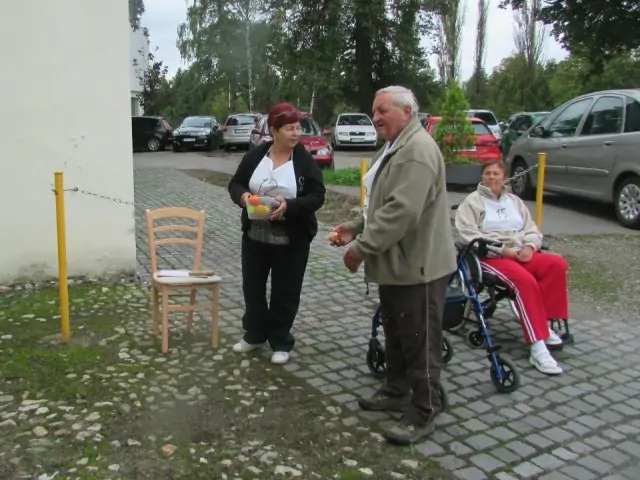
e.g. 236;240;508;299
246;195;279;220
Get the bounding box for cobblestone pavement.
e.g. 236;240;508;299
132;168;640;480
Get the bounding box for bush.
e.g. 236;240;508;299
323;167;361;186
432;82;476;164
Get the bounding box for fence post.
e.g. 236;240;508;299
359;159;367;209
54;172;70;343
535;153;547;228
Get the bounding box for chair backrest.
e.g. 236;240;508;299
145;207;206;274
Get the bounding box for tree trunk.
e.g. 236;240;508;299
310;82;316;114
354;0;374;114
244;12;254;112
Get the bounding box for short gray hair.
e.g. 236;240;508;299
375;85;419;116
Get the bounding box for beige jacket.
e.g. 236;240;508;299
454;183;543;253
345;118;457;285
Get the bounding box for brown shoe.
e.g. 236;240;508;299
384;419;436;445
357;391;409;412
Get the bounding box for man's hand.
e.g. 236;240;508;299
328;224;355;247
269;196;287;221
343;247;363;273
517;245;535;262
502;247;519;260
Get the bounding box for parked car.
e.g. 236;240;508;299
250;112;334;168
500;111;550;156
172;115;222;152
465;109;501;140
329;113;378;149
222;113;260;150
505;89;640;229
131;116;173;152
426;116;501;163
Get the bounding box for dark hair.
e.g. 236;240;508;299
267;102;302;130
481;160;508;175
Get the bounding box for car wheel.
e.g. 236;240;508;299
148;138;161;152
614;175;640;229
510;159;534;200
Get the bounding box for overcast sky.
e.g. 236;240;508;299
144;0;568;81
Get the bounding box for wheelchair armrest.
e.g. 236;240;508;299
458;238;504;257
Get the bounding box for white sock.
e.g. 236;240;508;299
530;340;547;355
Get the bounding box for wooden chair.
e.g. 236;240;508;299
145;207;221;353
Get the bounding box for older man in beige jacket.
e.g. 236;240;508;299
330;86;457;445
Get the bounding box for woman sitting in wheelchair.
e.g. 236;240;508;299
454;160;568;376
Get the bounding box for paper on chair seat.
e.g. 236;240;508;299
157;269;191;278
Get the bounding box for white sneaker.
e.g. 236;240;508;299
545;327;564;351
270;351;290;365
530;342;562;375
232;339;265;353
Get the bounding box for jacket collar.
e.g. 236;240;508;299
384;118;424;156
477;183;508;200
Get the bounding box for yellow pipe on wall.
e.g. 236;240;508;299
359;159;368;209
54;172;70;343
535;152;547;228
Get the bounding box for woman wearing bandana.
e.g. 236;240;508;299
228;103;326;365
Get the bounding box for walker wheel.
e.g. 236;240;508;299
366;339;387;379
490;356;520;393
442;337;454;364
438;384;448;412
467;330;485;349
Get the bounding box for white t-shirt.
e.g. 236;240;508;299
481;194;524;232
363;141;393;223
248;154;297;199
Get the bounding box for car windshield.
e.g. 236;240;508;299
431;121;492;136
181;117;210;128
338;114;372;126
300;117;322;136
532;112;550;123
467;111;497;125
227;115;256;126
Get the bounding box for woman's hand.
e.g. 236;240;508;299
240;192;251;207
517;246;535;262
502;247;519;260
269;196;287;221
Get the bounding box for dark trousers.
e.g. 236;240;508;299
241;236;310;352
378;275;449;425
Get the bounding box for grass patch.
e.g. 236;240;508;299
322;168;361;187
0;284;451;479
564;254;620;303
182;169;360;225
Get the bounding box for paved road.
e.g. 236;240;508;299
133;150;639;236
133;167;640;480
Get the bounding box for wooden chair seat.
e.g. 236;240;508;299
152;270;222;285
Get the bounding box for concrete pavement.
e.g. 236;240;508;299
131;167;640;480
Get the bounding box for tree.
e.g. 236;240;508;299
432;82;475;164
499;0;640;73
137;51;169;116
129;0;145;30
434;0;466;85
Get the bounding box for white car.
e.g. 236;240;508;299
330;113;378;149
466;109;501;140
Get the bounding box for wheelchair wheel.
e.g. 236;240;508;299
366;338;387;379
490;356;520;393
442;336;454;364
467;330;485;349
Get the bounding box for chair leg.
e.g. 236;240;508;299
187;289;197;332
211;284;220;349
151;286;159;336
161;291;170;354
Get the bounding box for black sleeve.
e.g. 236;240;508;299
228;153;256;207
286;156;326;217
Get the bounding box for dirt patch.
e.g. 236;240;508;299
0;284;451;480
182;169;360;225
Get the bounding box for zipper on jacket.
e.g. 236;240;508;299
365;282;370;296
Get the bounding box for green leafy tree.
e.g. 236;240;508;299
129;0;145;30
432;82;475;164
137;51;169;116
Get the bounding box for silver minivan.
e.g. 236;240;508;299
505;89;640;229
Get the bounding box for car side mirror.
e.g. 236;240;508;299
530;125;545;138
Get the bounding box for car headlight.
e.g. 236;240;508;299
338;132;348;137
317;148;332;155
366;132;376;137
174;129;180;135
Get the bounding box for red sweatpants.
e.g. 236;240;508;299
480;252;569;345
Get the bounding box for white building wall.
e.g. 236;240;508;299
130;27;150;116
0;0;137;284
